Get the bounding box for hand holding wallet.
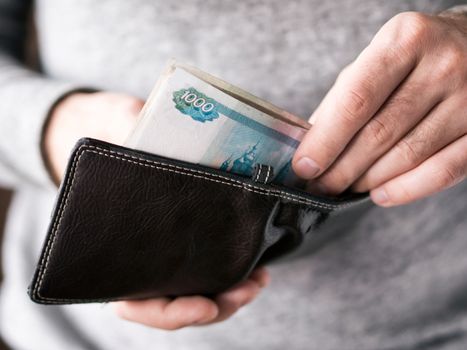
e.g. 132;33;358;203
28;137;368;304
30;61;368;305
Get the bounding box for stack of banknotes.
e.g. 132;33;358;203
125;59;311;187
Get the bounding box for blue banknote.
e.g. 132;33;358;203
126;60;310;187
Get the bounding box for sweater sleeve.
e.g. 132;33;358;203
0;0;88;189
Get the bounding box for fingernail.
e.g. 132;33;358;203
372;188;389;205
259;275;271;288
295;157;320;179
240;291;259;307
192;308;218;325
193;316;213;325
240;299;253;308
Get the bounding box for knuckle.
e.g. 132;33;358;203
363;117;394;146
338;87;372;124
434;163;463;189
395;12;432;42
421;117;444;140
357;89;415;151
382;12;433;53
395;138;422;164
432;46;464;82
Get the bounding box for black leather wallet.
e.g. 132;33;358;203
28;137;368;304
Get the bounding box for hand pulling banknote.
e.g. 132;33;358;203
125;59;311;187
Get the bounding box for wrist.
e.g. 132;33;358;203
41;89;98;185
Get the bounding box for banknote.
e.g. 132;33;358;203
125;59;311;186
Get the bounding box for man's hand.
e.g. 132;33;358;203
44;91;145;181
292;11;467;207
112;267;270;330
44;91;270;330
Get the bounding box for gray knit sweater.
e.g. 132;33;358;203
0;1;467;349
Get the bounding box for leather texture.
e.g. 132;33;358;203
28;138;368;305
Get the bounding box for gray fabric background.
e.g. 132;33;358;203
0;0;466;349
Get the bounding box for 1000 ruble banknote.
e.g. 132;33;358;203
125;59;311;186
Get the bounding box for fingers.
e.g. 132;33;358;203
204;279;262;324
112;296;219;330
294;12;467;201
353;94;467;192
112;267;270;330
249;266;271;288
308;65;444;195
91;92;145;145
292;20;417;180
198;267;270;325
369;134;467;207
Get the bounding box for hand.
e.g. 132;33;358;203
44;92;270;330
44;91;145;182
292;11;467;207
111;267;270;330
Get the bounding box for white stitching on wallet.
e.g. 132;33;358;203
86;145;350;208
87;149;335;207
265;166;271;184
255;166;262;183
33;144;88;303
33;144;363;303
